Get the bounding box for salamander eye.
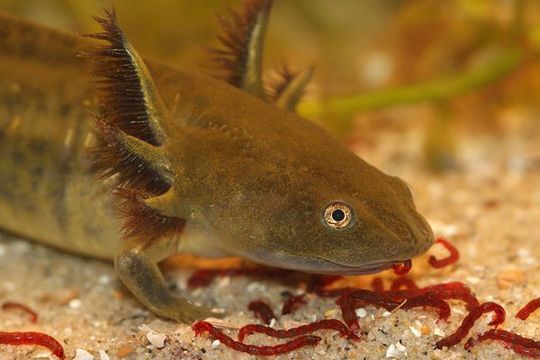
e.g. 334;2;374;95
323;202;354;229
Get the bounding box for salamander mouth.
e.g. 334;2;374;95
303;258;403;275
243;250;406;275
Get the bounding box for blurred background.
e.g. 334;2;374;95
0;0;539;174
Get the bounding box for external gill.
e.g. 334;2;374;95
88;9;168;144
211;0;313;112
270;65;314;112
88;9;183;244
87;9;222;322
93;119;170;193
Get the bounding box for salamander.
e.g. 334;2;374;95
0;0;433;323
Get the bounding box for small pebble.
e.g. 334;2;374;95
74;349;94;360
517;248;531;257
216;276;231;288
210;307;226;314
99;350;110;360
97;275;111;285
246;282;265;292
386;344;399;358
68;298;82;309
139;324;167;349
433;328;445;337
49;288;78;305
211;339;221;349
282;320;303;330
453;308;465;315
355;308;367;318
395;342;406;352
34;350;54;358
382;311;391;317
465;276;481;285
487;312;500;325
409;326;421;337
324;308;337;318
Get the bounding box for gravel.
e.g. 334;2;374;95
1;122;540;359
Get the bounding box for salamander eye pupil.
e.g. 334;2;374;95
323;202;354;229
331;209;345;222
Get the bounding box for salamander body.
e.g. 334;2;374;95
0;1;433;322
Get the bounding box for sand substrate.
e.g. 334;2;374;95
1;127;540;359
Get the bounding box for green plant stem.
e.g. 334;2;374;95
299;48;524;119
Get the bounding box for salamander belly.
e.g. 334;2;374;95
0;21;121;259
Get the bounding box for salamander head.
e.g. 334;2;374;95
214;135;434;275
89;6;434;276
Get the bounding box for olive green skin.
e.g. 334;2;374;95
0;11;433;275
174;98;433;273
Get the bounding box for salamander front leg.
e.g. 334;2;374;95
114;244;224;323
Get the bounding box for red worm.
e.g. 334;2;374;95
336;289;400;331
2;302;38;323
421;282;479;310
336;292;360;331
464;329;540;357
516;298;540;320
192;321;320;356
436;302;506;348
422;288;479;311
428;238;460;269
306;275;343;294
399;292;451;321
422;281;470;292
384;281;479;311
247;300;275;325
281;294;307;315
0;331;65;359
392;259;412;276
238;319;357;342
